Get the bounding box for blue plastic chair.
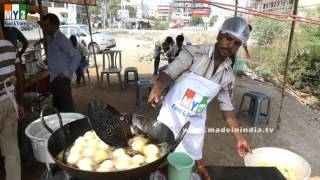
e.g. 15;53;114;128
237;91;271;127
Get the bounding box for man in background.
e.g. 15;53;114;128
39;13;80;112
0;21;25;180
165;34;185;63
0;12;28;61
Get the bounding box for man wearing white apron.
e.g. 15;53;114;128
148;17;251;180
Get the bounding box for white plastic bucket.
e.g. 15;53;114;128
25;113;85;164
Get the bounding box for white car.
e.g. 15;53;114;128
60;24;116;53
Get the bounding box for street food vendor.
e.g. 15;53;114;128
148;17;251;180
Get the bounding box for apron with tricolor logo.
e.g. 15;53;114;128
157;70;223;160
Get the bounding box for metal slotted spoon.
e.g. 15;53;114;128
88;101;153;147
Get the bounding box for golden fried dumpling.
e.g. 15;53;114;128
100;160;114;169
67;152;81;165
92;150;109;163
86;139;99;148
97;141;110;151
84;131;95;140
117;154;132;163
77;158;94;171
74;137;86;147
145;154;159;163
132;154;145;165
115;161;130;171
128;136;148;146
112;148;126;158
70;145;82;154
143;144;159;156
82;147;96;157
131;139;146;152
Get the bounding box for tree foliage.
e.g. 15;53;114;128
191;15;203;26
251;17;289;45
288;7;320;96
209;15;218;27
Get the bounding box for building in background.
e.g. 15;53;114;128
247;0;293;13
156;4;171;21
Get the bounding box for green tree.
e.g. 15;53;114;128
191;15;203;26
153;19;169;30
251;17;289;45
209;15;218;27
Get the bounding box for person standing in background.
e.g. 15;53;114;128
70;35;88;86
153;41;162;76
230;24;252;68
0;22;25;180
39;13;80;112
165;34;185;63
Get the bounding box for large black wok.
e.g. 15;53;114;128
42;105;189;180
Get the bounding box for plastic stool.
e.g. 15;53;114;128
136;80;153;106
124;67;139;89
237;91;271;127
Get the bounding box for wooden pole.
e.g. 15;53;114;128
85;1;100;82
234;0;238;17
276;0;299;130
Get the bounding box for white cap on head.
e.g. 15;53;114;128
220;17;250;43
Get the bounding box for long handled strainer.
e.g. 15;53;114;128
88;101;152;147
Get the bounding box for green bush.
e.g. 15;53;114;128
209;15;218;27
153;19;169;30
191;15;203;26
255;66;273;81
251;17;289;45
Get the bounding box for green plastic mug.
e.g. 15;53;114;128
167;152;195;180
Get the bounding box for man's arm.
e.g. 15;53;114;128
222;111;251;157
148;47;193;106
16;28;29;59
15;62;25;118
58;35;81;78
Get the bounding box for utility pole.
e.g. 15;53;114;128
234;0;238;17
103;0;106;29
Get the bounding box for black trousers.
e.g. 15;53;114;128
51;77;75;112
154;56;160;75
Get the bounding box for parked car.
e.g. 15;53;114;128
60;24;116;53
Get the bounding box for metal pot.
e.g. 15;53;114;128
42;105;190;180
25;113;85;163
244;147;311;180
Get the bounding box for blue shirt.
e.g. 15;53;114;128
47;30;80;81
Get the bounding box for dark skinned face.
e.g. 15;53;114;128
40;19;58;35
216;32;242;58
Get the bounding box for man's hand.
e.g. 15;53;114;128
148;85;163;108
222;111;252;158
236;134;251;158
148;73;172;107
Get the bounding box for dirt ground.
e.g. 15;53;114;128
71;31;320;176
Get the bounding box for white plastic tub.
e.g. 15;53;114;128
25;113;85;164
